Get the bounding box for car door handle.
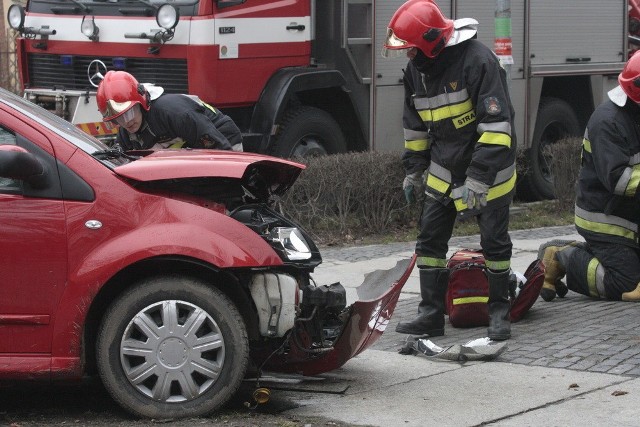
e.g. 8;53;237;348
286;24;305;31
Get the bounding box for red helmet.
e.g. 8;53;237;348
619;51;640;104
382;0;454;59
96;71;149;122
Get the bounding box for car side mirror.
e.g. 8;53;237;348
0;145;48;189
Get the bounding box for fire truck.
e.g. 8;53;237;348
6;0;633;200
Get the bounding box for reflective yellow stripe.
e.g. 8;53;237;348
417;256;447;268
487;170;517;202
486;260;511;270
453;296;489;305
426;173;450;194
201;101;218;115
583;138;592;153
405;139;430;151
625;165;640;197
575;215;636;240
454;171;516;211
587;258;601;298
169;141;186;149
418;99;474;122
478;131;512;148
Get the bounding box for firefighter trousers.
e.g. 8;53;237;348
558;241;640;300
415;196;512;270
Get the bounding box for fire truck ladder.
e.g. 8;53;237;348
343;0;372;85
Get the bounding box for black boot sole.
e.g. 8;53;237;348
395;324;444;336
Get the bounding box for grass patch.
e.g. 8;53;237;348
315;200;573;247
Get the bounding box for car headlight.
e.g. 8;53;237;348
268;227;311;260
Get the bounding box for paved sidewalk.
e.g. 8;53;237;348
274;225;640;426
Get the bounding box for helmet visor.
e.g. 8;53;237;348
112;104;138;126
102;99;133;122
381;28;410;58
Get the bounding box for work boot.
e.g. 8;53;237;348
395;268;449;336
487;269;512;341
622;282;640;302
537;240;576;301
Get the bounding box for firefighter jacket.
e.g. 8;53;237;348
401;39;517;213
576;99;640;248
116;93;242;151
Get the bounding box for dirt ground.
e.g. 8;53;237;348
0;377;359;427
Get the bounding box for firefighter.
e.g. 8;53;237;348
96;70;242;151
538;53;640;303
382;0;517;340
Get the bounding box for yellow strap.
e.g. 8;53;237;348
418;99;474;122
426;173;450;194
586;257;601;298
478;131;512;148
453;296;489;305
575;215;636;241
405;139;430;151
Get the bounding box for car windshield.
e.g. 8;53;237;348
0;88;130;167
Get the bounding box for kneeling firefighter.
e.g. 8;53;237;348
538;53;640;302
382;0;517;340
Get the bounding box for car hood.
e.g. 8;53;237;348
113;150;305;196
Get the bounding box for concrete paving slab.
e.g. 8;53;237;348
282;350;628;427
496;376;640;426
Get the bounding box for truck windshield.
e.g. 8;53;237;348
27;0;200;16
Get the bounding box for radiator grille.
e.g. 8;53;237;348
27;54;188;93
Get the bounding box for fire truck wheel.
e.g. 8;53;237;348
517;97;580;201
273;106;347;159
95;275;249;419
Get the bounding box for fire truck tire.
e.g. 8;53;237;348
517;97;581;201
96;275;249;419
273;106;347;158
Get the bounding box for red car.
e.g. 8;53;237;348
0;87;415;419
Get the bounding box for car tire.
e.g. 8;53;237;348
272;106;347;159
517;97;581;201
96;275;249;419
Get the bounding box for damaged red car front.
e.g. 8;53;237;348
0;87;415;419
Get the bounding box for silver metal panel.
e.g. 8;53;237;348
455;0;525;80
529;0;625;65
373;85;404;152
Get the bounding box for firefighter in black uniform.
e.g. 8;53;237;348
538;53;640;303
96;71;242;151
382;0;517;340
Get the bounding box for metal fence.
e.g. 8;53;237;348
1;29;20;94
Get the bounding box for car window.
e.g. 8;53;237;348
0;126;22;194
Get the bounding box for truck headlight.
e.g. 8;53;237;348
8;5;25;31
156;4;179;30
268;227;311;260
81;16;99;41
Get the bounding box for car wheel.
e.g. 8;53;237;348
96;275;249;419
272;106;347;159
517;97;581;201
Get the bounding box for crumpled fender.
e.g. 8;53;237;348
270;255;416;376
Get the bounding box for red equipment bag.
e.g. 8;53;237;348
445;249;546;328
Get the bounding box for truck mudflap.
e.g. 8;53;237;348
268;255;416;376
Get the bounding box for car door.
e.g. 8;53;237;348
0;112;67;355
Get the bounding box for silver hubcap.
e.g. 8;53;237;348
120;300;225;403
